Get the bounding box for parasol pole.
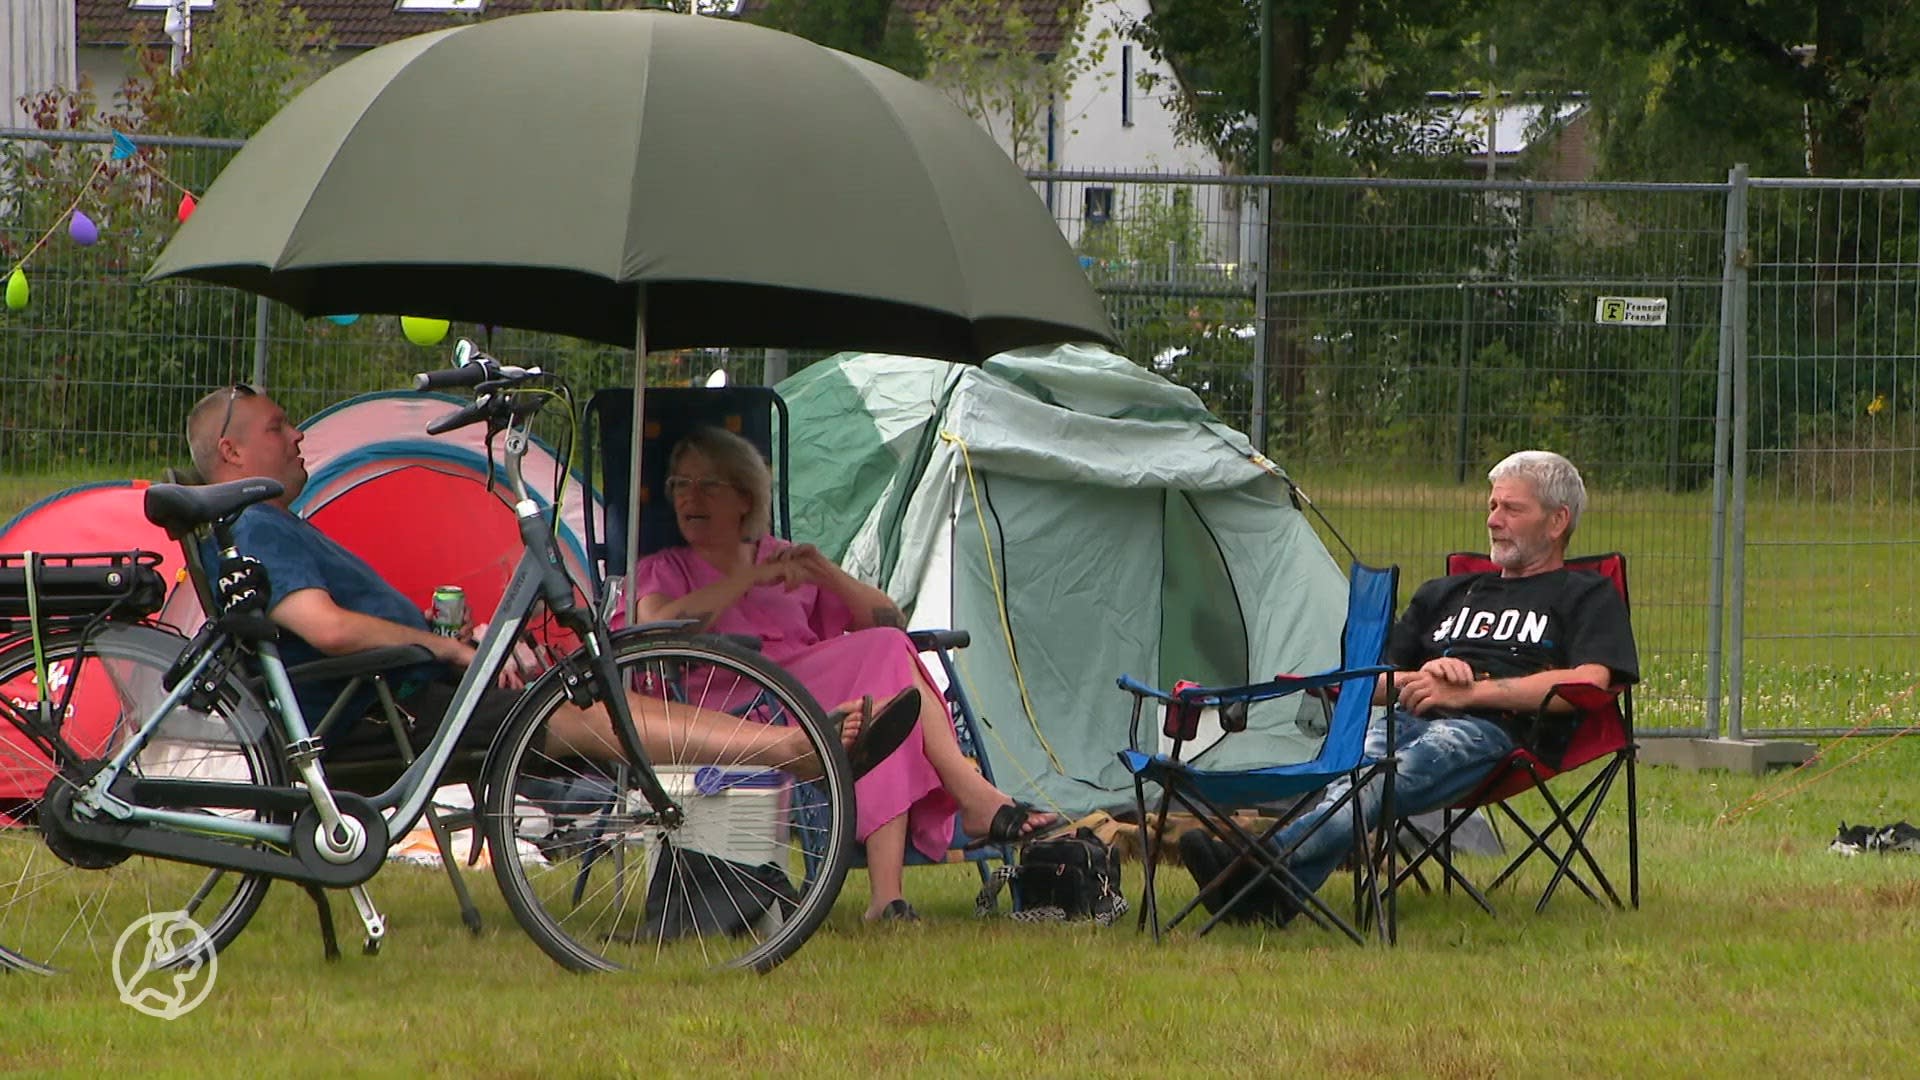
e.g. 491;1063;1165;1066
625;293;647;626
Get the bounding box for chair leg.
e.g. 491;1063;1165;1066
376;679;482;934
1627;750;1640;909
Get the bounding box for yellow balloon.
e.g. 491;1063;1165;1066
4;267;26;311
400;315;449;347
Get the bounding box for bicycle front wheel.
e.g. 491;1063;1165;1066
483;631;855;973
0;624;282;975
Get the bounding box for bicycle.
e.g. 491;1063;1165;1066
0;341;856;974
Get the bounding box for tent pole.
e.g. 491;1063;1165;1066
625;295;647;626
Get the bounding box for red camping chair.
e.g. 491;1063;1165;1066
1393;552;1638;915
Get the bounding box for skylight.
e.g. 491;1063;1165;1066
394;0;486;12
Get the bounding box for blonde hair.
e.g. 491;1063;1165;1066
669;426;772;539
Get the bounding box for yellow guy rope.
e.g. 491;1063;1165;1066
1718;676;1920;825
937;431;1068;788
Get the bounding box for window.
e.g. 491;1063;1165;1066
128;0;213;9
393;0;486;12
1084;186;1114;226
1121;45;1133;128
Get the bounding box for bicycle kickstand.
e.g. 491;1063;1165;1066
348;885;388;955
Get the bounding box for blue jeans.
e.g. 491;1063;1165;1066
1267;709;1515;897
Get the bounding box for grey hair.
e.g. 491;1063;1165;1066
1488;450;1586;537
669;426;772;539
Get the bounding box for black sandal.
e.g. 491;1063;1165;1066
835;687;920;780
963;800;1056;851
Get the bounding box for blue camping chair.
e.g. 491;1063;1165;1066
580;387;1017;894
1117;562;1400;943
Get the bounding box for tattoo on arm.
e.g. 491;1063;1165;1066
869;606;906;630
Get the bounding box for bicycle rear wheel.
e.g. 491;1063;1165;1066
483;630;854;973
0;624;282;975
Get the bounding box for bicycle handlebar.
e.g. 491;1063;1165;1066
424;400;493;436
412;365;491;391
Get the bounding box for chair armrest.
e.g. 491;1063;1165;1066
282;645;437;686
1119;665;1392;707
1539;680;1622;715
909;628;970;652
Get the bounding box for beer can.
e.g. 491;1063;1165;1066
429;585;467;638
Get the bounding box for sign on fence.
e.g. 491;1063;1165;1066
1594;296;1669;326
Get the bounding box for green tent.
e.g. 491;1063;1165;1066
777;345;1350;816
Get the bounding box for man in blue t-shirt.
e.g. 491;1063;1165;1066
1180;450;1639;925
183;384;853;769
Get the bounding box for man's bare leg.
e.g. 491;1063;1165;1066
541;691;866;779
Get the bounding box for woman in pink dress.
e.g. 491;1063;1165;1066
628;427;1057;922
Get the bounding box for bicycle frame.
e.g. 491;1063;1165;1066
57;385;681;886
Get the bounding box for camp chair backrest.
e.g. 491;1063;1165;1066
1442;551;1632;784
583;387;791;588
1443;551;1630;701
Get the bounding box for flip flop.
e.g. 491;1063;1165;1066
836;686;920;780
963;800;1057;851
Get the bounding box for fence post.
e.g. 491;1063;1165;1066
1725;168;1753;741
1666;285;1684;493
763;348;788;385
1249;185;1269;453
252;295;270;387
1706;163;1749;740
1454;284;1471;484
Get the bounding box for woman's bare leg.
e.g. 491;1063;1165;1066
861;814;909;919
904;666;1056;839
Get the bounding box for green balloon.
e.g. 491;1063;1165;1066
400;315;449;346
4;267;26;311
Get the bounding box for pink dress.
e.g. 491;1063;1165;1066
629;536;957;861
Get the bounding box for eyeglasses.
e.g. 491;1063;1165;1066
215;383;258;443
664;475;736;498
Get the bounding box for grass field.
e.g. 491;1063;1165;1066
4;469;1920;1075
5;738;1920;1076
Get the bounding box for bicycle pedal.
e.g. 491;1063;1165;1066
348;885;387;954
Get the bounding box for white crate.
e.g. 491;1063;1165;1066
629;766;788;871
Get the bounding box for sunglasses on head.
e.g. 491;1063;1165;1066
215;383;259;443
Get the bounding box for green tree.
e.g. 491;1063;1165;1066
748;0;925;75
126;0;332;140
912;0;1111;170
1479;0;1920;181
1127;0;1473;174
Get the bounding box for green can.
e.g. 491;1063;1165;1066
429;585;467;638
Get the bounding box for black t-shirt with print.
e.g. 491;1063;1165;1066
1385;568;1638;757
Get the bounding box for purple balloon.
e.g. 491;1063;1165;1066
69;210;99;246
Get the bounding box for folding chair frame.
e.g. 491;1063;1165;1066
175;506;487;932
1119;562;1401;945
1391;552;1638;916
580;388;1015;892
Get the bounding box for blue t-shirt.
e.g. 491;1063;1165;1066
226;504;442;725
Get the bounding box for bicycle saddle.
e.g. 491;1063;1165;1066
144;477;285;537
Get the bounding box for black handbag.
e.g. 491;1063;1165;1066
632;842;800;941
976;827;1128;925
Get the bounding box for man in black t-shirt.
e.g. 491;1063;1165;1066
1181;450;1638;924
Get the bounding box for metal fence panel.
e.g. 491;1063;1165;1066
1738;177;1920;737
1042;170;1729;736
17;127;1920;739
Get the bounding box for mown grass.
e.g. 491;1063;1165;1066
6;738;1920;1076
